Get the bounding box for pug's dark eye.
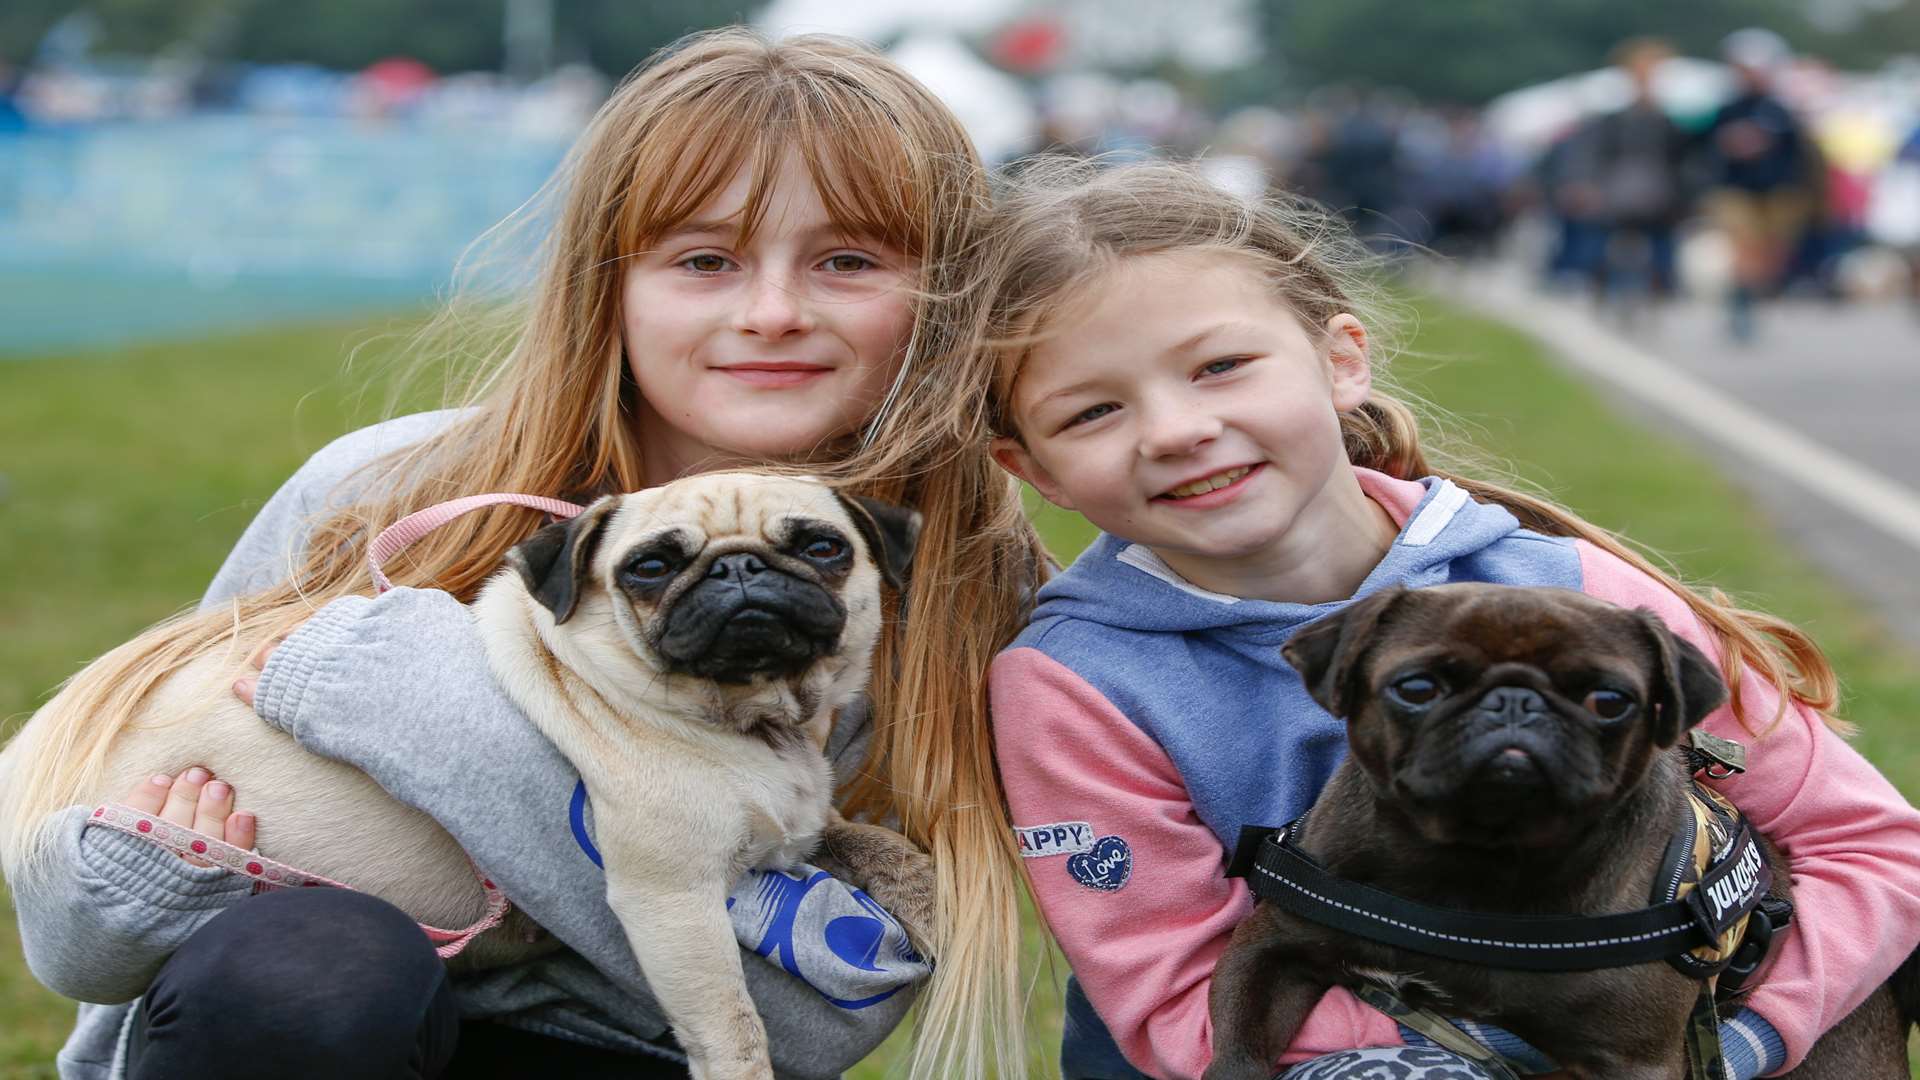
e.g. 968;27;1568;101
622;553;678;584
1584;689;1636;721
801;536;847;561
1387;675;1443;709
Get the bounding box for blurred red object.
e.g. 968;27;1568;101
991;18;1065;74
359;57;436;108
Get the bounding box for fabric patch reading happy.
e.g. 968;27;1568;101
1066;835;1133;892
1014;821;1096;858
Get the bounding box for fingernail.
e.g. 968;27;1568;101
206;781;230;800
185;767;209;784
233;677;256;700
150;773;171;787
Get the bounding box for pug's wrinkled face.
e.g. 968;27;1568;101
508;473;918;723
1283;583;1727;849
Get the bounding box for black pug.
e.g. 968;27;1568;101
1205;583;1918;1080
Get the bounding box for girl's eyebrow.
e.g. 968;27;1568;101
1169;321;1263;355
657;220;736;241
1031;378;1106;410
656;220;890;248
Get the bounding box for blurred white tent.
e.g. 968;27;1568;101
757;0;1023;40
887;34;1039;163
757;0;1039;164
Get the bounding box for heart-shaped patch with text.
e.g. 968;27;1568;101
1066;835;1132;892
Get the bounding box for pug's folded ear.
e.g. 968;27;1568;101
508;496;618;624
834;493;922;592
1282;586;1410;719
1635;610;1729;747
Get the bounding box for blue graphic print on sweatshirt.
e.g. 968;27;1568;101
569;779;926;1010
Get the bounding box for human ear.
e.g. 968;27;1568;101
991;436;1078;511
1323;313;1373;413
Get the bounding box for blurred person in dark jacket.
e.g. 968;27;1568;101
1572;38;1694;302
1292;88;1414;253
1701;27;1817;341
1535;121;1611;289
1407;106;1517;260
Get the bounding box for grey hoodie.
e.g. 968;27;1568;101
13;410;925;1079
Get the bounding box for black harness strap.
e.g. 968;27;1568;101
1225;743;1784;1080
1232;816;1771;974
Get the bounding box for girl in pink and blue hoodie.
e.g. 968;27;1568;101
982;159;1920;1080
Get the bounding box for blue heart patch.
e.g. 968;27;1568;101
1066;835;1132;892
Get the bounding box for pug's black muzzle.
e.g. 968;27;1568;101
1426;684;1595;835
1461;686;1560;785
655;552;846;684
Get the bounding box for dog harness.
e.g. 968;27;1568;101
96;493;587;958
1227;732;1791;1080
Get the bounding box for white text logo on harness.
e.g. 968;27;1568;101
1706;839;1765;923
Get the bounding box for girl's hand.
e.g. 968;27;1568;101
118;768;255;867
231;632;287;707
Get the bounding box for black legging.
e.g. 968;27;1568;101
127;887;690;1079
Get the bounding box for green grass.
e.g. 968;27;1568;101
2;295;1916;1076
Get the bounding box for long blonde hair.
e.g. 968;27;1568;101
977;157;1839;736
0;29;1041;1079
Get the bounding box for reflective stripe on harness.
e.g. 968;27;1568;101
1233;801;1772;973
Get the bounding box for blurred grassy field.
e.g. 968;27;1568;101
2;296;1917;1077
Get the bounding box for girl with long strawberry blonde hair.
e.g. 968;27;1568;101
2;29;1040;1080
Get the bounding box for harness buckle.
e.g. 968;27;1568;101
1717;896;1794;994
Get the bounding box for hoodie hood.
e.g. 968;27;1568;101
1001;466;1583;871
1030;470;1524;647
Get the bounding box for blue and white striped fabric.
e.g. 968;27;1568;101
571;780;929;1010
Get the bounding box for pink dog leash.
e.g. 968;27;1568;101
96;493;589;958
90;802;510;959
367;493;586;593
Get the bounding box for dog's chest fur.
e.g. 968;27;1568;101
472;581;838;878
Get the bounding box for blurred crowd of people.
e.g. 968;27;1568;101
1535;29;1920;340
1020;27;1920;342
6;19;1917;346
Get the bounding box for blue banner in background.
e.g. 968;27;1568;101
0;115;572;354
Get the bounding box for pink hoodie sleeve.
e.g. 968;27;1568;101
991;646;1402;1079
1577;541;1920;1071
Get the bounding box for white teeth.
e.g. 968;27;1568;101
1166;466;1251;499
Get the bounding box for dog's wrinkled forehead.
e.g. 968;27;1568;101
606;473;850;552
1378;585;1649;674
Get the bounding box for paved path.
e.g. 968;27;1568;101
1430;261;1920;648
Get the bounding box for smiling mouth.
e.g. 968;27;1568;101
717;364;834;386
1159;465;1255;500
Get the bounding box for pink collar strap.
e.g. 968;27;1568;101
91;802;511;959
